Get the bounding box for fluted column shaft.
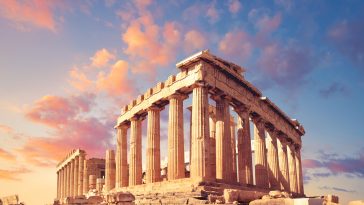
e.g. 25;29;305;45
209;116;216;179
215;96;232;182
146;106;161;183
59;169;62;199
168;94;185;180
70;160;75;196
105;149;116;191
236;112;253;185
57;171;60;199
190;84;211;181
287;144;298;193
129;117;142;185
266;130;280;189
253;119;269;188
73;157;79;196
230;118;237;182
83;160;88;194
277;137;290;191
116;125;128;187
64;166;68;197
67;163;71;196
295;146;304;195
78;154;84;195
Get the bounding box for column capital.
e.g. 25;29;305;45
251;114;265;129
234;104;251;117
146;105;163;112
168;92;188;100
193;80;209;88
264;122;275;133
130;115;142;122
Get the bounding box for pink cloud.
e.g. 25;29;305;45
96;60;134;97
90;48;116;68
184;30;207;53
218;30;253;60
69;67;93;92
0;148;16;161
19;93;116;167
0;0;59;31
25;94;94;128
0;167;31;181
206;2;219;24
256;13;282;33
229;0;242;14
122;13;181;75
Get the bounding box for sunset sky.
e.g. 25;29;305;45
0;0;364;204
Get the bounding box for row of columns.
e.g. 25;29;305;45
112;83;304;194
57;154;85;199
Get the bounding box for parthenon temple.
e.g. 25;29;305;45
56;50;306;204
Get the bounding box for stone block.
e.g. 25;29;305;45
153;82;165;94
136;95;144;105
144;88;153;99
324;195;339;203
224;189;239;203
120;106;128;115
165;75;176;86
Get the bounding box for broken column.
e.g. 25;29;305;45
105;149;116;191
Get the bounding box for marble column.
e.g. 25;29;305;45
67;163;71;197
295;146;304;195
116;125;128;187
253;118;269;188
78;154;84;196
190;83;211;181
277;137;290;192
61;168;65;198
146;106;161;183
83;160;88;194
230;117;237;182
129;116;142;185
89;175;96;190
70;160;74;196
168;94;186;180
215;95;232;182
57;171;60;199
266;129;280;190
287;143;298;193
105;149;116;191
59;169;62;199
64;166;68;197
209;115;216;179
236;110;253;185
74;157;79;196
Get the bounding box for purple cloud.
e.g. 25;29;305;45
319;82;349;98
328;18;364;70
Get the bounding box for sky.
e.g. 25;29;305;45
0;0;363;204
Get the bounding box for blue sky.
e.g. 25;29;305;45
0;0;363;204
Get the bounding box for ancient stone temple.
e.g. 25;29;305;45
113;50;305;203
55;50;306;204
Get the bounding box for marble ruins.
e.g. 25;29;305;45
55;50;308;204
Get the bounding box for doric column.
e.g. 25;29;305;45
129;116;142;185
62;165;68;198
105;149;116;191
73;157;79;196
214;95;232;182
209;114;216;179
59;169;62;199
116;125;128;187
190;83;211;181
230;117;237;182
89;175;96;190
266;128;280;189
253;117;269;188
146;106;161;183
61;168;65;198
70;160;75;196
236;109;253;185
83;160;88;194
287;143;298;193
168;94;186;180
57;171;60;199
277;137;290;191
295;145;304;195
67;163;71;196
78;154;84;195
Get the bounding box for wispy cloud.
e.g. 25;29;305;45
319;82;349;99
0;167;31;181
0;0;61;32
0;148;16;161
319;186;356;193
90;48;116;68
